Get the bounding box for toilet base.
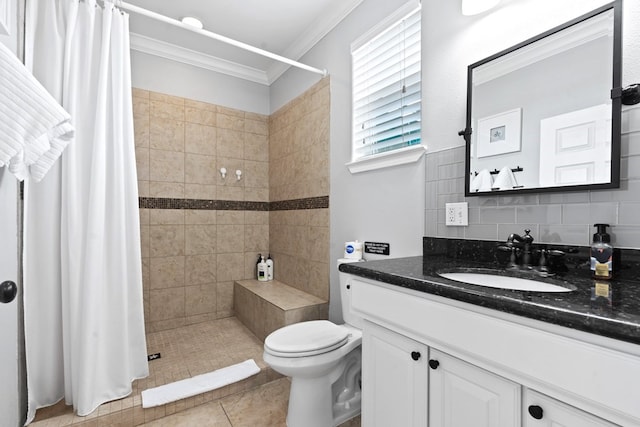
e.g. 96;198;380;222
287;375;333;427
331;348;361;425
285;347;361;427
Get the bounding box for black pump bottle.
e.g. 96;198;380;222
590;224;613;280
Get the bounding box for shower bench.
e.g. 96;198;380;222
234;279;329;342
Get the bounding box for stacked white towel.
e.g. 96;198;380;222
0;42;74;181
493;166;518;190
470;169;493;192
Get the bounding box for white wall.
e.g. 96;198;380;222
270;0;426;322
130;51;270;114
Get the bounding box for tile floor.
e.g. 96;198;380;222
143;377;290;426
143;377;361;426
31;317;360;426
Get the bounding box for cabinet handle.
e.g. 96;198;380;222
428;359;440;369
0;281;17;304
528;405;543;420
410;351;421;361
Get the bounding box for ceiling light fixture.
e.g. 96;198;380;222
181;16;203;29
461;0;500;16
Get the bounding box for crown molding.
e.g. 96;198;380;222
130;0;363;86
129;32;269;85
266;0;364;83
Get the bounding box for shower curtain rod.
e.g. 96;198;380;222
118;1;328;77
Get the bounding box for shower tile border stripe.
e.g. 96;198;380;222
139;196;328;211
269;196;329;211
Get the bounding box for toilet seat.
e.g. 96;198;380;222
264;320;350;357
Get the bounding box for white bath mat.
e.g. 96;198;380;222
141;359;261;408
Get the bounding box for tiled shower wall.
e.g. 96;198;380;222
269;78;330;301
133;78;330;331
133;89;270;332
425;105;640;249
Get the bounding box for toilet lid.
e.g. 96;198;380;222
264;320;350;357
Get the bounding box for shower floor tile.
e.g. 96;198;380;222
31;317;275;426
140;317;269;392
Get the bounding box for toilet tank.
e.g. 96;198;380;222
338;258;365;330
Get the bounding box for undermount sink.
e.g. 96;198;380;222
438;271;575;293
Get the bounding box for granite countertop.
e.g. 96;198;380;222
339;238;640;346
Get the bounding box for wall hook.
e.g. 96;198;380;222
220;167;227;179
235;169;242;181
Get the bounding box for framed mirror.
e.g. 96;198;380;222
463;1;622;196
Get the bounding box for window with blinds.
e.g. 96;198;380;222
352;5;421;161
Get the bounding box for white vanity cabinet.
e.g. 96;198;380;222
348;274;640;426
362;321;428;426
429;348;520;427
362;322;618;427
363;322;520;427
523;389;618;427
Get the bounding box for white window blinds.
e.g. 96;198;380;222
352;6;421;161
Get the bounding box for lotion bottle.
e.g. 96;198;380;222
590;224;613;280
266;254;274;281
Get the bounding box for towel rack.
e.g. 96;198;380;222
473;166;523;176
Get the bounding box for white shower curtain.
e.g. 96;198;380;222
23;0;148;423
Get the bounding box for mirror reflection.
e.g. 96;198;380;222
465;3;621;196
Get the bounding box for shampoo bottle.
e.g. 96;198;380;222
266;254;274;281
590;224;613;280
256;254;262;278
257;255;268;281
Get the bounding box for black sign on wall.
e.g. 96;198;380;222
364;241;390;256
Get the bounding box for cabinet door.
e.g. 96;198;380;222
429;349;521;427
362;321;429;427
523;389;619;427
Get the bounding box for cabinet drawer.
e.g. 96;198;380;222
523;389;619;427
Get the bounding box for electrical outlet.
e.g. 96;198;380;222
445;202;468;226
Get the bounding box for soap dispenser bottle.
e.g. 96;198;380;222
257;255;268;282
590;224;613;280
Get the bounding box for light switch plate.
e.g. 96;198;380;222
445;202;468;226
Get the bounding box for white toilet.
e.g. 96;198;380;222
263;259;364;427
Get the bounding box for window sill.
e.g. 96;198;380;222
346;145;427;174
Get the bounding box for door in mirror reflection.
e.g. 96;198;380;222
539;104;611;187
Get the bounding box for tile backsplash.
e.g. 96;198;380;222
133;78;330;332
425;105;640;249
